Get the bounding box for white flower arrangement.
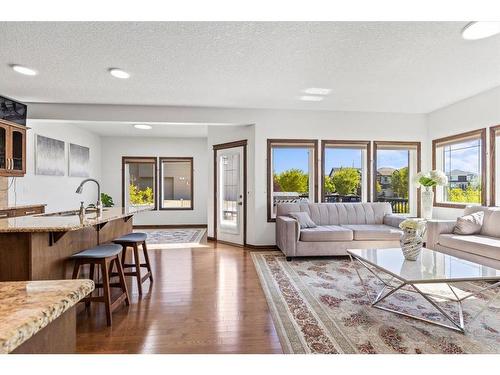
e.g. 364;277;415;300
399;218;427;233
413;170;448;188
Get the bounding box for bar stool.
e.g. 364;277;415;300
71;243;130;326
113;232;153;296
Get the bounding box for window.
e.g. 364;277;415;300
321;140;370;203
122;157;157;210
267;139;318;221
433;129;486;207
374;142;421;215
159;157;193;210
491;125;500;206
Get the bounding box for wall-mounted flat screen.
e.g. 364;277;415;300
0;95;27;126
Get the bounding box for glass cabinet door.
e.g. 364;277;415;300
11;128;25;172
0;125;6;171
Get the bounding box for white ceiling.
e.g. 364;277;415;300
1;22;500;114
36;120;230;137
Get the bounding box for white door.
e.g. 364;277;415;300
216;146;245;245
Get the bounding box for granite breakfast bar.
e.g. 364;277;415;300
0;207;148;281
0;279;94;353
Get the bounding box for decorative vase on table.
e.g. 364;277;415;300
421;187;434;220
400;228;423;260
398;218;426;261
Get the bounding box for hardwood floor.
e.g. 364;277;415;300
76;241;282;354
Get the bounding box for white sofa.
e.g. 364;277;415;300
276;202;405;260
427;206;500;269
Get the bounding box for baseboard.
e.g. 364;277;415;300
133;224;208;229
207;236;216;242
244;244;278;250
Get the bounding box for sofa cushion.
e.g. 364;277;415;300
289;211;317;228
453;211;484;235
300;225;353;242
276;202;392;225
341;224;403;241
463;206;500;238
438;234;500;261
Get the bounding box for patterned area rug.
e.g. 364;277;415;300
135;228;207;249
252;252;500;354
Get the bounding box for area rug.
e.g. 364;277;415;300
135;228;207;249
252;251;500;354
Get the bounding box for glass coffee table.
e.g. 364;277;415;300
347;248;500;333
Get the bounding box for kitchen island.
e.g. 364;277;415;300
0;207;149;281
0;279;94;353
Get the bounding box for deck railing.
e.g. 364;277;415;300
324;195;361;203
376;197;409;213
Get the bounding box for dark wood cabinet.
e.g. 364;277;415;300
0;119;27;177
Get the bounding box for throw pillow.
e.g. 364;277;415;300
453;211;484;235
289;212;317;229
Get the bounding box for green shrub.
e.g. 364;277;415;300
129;184;154;205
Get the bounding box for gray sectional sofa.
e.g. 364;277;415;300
276;202;405;259
427;206;500;269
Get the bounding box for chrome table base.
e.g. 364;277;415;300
349;255;500;334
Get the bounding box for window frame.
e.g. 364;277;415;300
121;156;158;211
267;139;318;222
373;141;421;217
320;140;371;203
490;125;500;207
158;157;194;211
432;128;487;209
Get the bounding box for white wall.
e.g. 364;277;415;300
8;119;102;212
100;136;208;226
426;86;500;219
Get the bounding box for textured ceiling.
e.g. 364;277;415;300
1;22;500;113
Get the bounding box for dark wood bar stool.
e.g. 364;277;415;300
71;243;130;326
113;232;153;296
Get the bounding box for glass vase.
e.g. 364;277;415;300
421;187;434;220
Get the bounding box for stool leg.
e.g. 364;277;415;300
101;259;112;326
115;254;130;306
133;244;143;296
121;244;127;266
86;264;95;308
72;260;81;279
108;258;115;280
142;241;153;283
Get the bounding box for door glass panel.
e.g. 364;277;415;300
219;153;240;234
12;130;23;170
0;127;5;169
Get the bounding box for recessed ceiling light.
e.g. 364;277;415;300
134;124;152;130
11;64;37;76
109;68;130;79
462;22;500;40
299;95;324;102
303;88;331;95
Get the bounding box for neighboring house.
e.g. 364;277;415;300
448;169;478;190
376;167;396;197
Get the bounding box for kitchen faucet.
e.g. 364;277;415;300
75;178;102;212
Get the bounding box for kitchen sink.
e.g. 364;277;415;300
37;208;109;217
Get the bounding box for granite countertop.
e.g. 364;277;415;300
0;204;46;211
0;279;94;354
0;206;150;233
